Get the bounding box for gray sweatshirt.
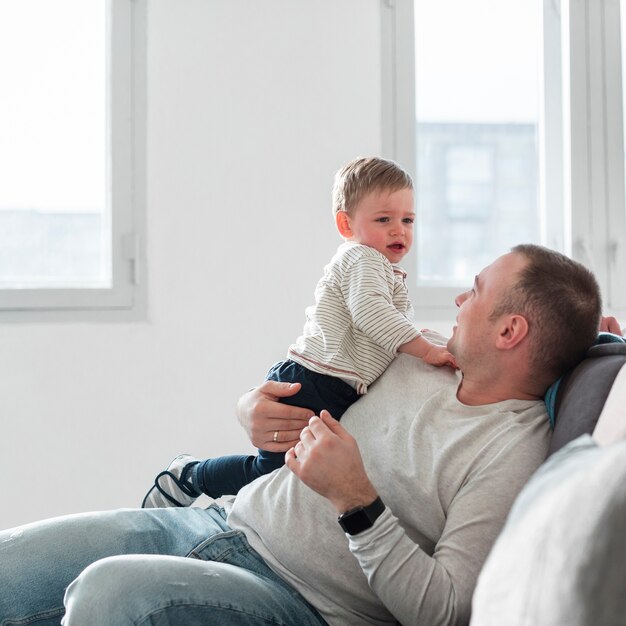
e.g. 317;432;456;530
227;349;551;625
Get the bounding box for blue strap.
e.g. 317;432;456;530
596;331;626;345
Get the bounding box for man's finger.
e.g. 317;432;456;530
264;416;310;432
284;447;298;473
258;380;303;399
313;410;347;436
299;426;314;443
262;427;302;450
267;428;302;444
267;403;315;421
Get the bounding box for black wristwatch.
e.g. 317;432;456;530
337;496;386;535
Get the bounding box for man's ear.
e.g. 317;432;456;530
496;314;529;350
335;211;353;238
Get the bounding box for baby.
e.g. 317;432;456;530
143;156;456;508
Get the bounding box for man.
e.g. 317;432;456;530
0;245;601;625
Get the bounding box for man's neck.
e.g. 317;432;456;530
456;373;541;406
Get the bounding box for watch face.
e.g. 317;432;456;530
338;497;385;535
339;509;372;535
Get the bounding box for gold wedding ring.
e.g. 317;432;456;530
272;430;279;443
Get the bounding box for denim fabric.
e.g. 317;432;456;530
194;360;360;498
0;506;325;625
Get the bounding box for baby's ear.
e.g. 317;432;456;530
335;211;353;238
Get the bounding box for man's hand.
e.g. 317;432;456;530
600;316;624;336
285;410;378;513
236;381;313;452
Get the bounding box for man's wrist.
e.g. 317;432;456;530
337;496;386;535
332;482;378;513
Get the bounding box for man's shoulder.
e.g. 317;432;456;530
469;401;551;484
365;352;459;406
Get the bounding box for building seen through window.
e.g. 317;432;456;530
416;122;538;284
412;0;546;290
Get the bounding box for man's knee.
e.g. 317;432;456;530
63;553;235;624
63;555;149;624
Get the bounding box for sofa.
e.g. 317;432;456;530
470;338;626;626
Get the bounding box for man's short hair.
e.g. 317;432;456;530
492;244;602;384
332;157;413;215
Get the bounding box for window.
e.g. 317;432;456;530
568;0;626;312
0;0;145;313
383;0;626;316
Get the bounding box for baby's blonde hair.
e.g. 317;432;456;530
332;157;413;215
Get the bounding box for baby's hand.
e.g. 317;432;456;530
422;345;458;370
599;316;623;335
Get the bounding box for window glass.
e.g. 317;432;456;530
623;0;626;207
414;0;548;286
0;0;108;289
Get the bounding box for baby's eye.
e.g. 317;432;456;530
376;217;390;223
402;217;414;224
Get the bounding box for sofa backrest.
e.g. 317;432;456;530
549;342;626;455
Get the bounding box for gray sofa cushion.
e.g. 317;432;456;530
549;342;626;455
471;434;626;626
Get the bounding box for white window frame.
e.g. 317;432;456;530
568;0;626;313
382;0;626;318
0;0;146;318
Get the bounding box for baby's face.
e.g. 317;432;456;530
345;187;414;264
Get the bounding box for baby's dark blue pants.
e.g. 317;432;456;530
192;359;360;498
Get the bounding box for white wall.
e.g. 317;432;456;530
0;0;410;529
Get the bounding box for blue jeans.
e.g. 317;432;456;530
0;505;326;625
193;360;360;498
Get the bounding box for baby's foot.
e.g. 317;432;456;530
141;454;201;508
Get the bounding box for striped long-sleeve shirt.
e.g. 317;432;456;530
288;241;421;394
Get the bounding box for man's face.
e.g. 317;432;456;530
448;252;528;367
